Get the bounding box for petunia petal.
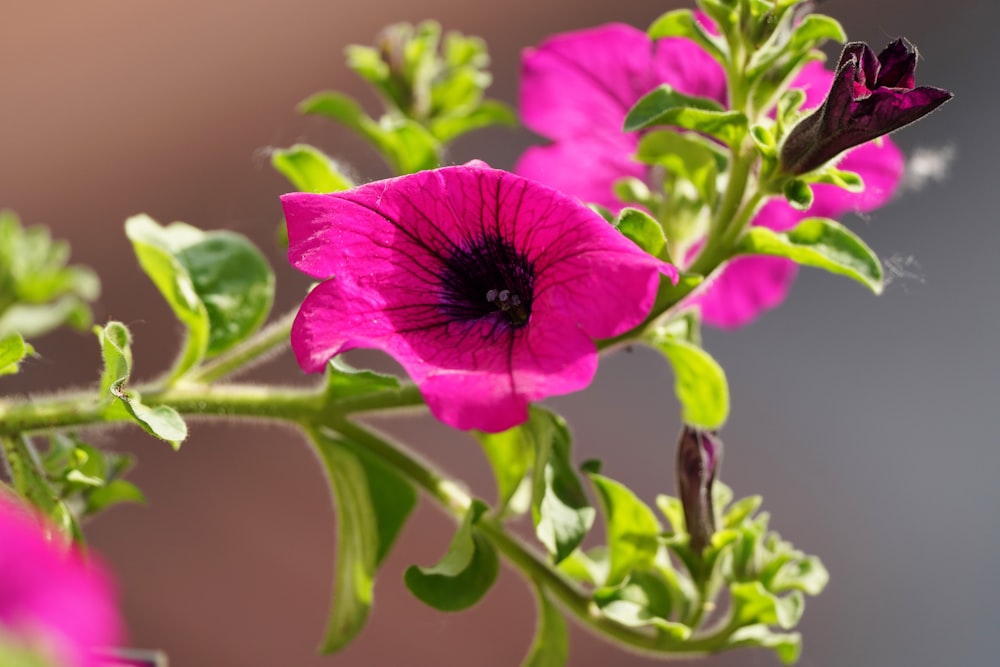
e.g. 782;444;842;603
694;255;799;329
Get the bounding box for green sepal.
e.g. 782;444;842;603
635;130;722;207
529;408;595;564
586;472;662;587
404;500;500;611
521;585;570;667
0;210;100;338
593;571;690;639
648;335;730;429
647;9;726;63
803;167;864;193
298;92;440;174
0;333;33;376
782;179;814;210
271;144;354;193
615;208;667;258
624;86;747;146
736;218;883;294
325;357;401;401
310;430;417;651
124;215;275;378
475;419;535;517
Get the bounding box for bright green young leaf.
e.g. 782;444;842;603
475;420;534;516
404;500;499;611
429;100;517;144
593;571;691;640
728;625;802;665
122;401;187;449
0;332;32;376
529;408;595;564
650;336;730;429
730;582;805;630
587;472;662;586
521;585;569;667
782;179;814;210
736;217;883;294
1;434;58;515
300;91;396;156
557;547;610;587
615;208;667;257
723;495;763;528
307;430;417;653
804;167;864;192
635;130;721;206
770;556;830;596
625;85;721;127
271;144;354;193
647;9;726;62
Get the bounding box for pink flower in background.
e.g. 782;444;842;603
0;494;122;667
516;24;905;328
283;162;676;432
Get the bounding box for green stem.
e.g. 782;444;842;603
184;309;298;384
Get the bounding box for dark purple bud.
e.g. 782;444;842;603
676;426;723;554
780;38;952;176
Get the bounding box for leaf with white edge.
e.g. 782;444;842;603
650;336;730;429
737;218;883;294
271;144;354;193
730;581;804;630
405;500;499;611
615;208;666;257
782;179;814;210
557;547;609;587
0;332;32;376
728;625;802;665
770;556;829;596
625;87;747;145
804;167;864;192
635;130;721;206
648;9;725;62
593;571;690;640
625;85;724;130
521;585;569;667
587;472;662;586
529;408;595;564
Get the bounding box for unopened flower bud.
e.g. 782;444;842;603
676;426;723;553
780;38;952;176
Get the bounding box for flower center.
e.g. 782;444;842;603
438;234;535;328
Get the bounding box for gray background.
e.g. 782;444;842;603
2;1;995;665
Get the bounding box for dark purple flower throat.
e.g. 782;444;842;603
438;233;535;328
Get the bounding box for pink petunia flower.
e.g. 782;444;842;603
515;23;905;328
0;494;123;667
283;162;676;432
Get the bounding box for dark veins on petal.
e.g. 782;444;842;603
438;234;535;329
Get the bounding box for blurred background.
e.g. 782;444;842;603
2;0;996;665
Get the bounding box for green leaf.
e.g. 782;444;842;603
529;408;595;564
475;420;534;516
85;479;146;515
0;332;33;376
405;500;499;611
736;218;883;294
593;571;691;640
1;434;58;515
727;625;802;665
615;208;667;257
429;100;517;144
770;556;829;596
635;130;721;206
648;9;726;62
122;401;188;449
782;179;814;210
310;430;417;651
557;546;610;587
96;321;132;398
521;585;569;667
649;336;730;429
125;215;275;378
587;472;662;586
624;86;747;145
731;582;805;630
271;144;354;193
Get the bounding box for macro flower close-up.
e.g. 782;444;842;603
515;22;907;328
0;494;122;667
283;162;676;432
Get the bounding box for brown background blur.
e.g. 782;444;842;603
2;1;996;665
